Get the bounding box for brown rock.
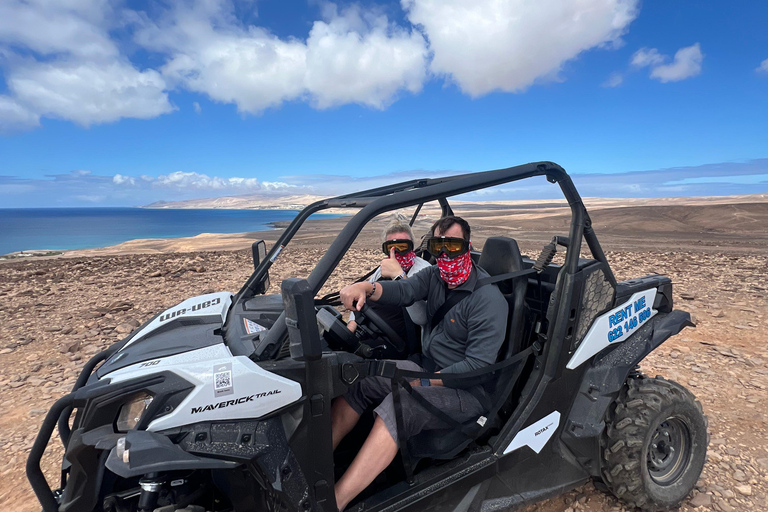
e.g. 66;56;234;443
115;323;134;334
43;326;62;332
689;493;712;507
59;341;81;353
106;300;133;312
681;292;696;300
711;309;725;318
0;348;14;355
734;484;752;496
732;470;747;482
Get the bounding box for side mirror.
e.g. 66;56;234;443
251;240;270;294
281;278;322;361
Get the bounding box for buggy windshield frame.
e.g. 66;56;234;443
236;161;615;307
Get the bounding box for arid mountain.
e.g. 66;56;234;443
144;193;326;210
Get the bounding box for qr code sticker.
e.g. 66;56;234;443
214;371;232;390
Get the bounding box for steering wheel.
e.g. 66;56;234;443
358;302;407;354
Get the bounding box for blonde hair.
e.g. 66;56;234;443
382;213;414;242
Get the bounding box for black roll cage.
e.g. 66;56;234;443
235;161;616;309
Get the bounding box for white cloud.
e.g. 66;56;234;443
193;101;202;113
9;60;173;126
631;47;665;68
136;1;428;113
757;58;768;73
0;0;117;59
402;0;639;96
0;0;644;132
304;5;428;109
0;95;40;132
630;43;703;83
142;171;295;191
113;174;136;185
0;0;172;128
602;72;624;88
650;43;703;83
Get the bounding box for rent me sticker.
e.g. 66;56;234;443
566;287;659;370
607;294;654;343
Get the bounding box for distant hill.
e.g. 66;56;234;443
144;193;326;210
144;191;768;210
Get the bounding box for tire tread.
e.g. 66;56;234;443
600;374;708;511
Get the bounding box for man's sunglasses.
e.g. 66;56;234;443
382;239;414;255
425;236;470;258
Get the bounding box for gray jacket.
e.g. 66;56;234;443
377;265;508;374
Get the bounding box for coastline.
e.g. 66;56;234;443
4;195;768;260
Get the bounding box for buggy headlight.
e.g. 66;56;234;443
116;393;153;432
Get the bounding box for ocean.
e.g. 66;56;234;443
0;208;335;255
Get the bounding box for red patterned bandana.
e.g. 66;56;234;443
394;250;416;272
436;251;472;286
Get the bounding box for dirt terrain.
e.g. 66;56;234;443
0;205;767;512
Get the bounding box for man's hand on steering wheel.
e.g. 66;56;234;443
340;282;370;311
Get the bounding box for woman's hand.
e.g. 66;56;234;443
380;247;404;279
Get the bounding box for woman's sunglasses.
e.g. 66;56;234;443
425;236;470;258
382;239;414;255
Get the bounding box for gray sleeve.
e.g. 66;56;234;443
440;288;508;374
377;267;433;307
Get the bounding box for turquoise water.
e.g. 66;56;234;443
0;208;333;255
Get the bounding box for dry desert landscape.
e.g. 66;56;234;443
1;197;767;512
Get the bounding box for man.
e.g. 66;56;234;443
347;215;431;357
333;216;508;510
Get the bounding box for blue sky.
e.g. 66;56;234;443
0;0;767;207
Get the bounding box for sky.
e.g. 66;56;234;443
0;0;767;207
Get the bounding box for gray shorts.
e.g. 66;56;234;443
344;360;484;444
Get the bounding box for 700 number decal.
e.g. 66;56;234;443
607;295;652;343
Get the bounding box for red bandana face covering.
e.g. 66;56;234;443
436;250;472;286
394;250;416;272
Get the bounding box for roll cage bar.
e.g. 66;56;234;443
235;161;615;308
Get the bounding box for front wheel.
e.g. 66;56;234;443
600;375;708;511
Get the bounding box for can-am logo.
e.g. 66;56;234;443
190;389;281;414
160;297;221;323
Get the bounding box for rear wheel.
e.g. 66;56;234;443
600;375;708;511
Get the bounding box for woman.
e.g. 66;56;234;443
348;215;430;357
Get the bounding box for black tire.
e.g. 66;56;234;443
600;374;708;511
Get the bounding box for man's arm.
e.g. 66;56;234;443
376;265;433;307
340;281;383;311
340;266;433;312
439;289;508;375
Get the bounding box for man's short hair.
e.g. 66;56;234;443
431;215;470;241
382;213;415;242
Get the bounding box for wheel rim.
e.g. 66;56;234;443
647;417;692;485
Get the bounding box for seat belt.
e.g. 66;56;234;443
389;345;534;469
429;268;536;330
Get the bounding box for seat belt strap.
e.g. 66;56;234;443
391;381;415;484
429;268;536;330
430;290;470;330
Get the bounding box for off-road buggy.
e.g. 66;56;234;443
28;162;707;512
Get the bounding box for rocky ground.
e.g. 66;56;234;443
0;238;766;512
